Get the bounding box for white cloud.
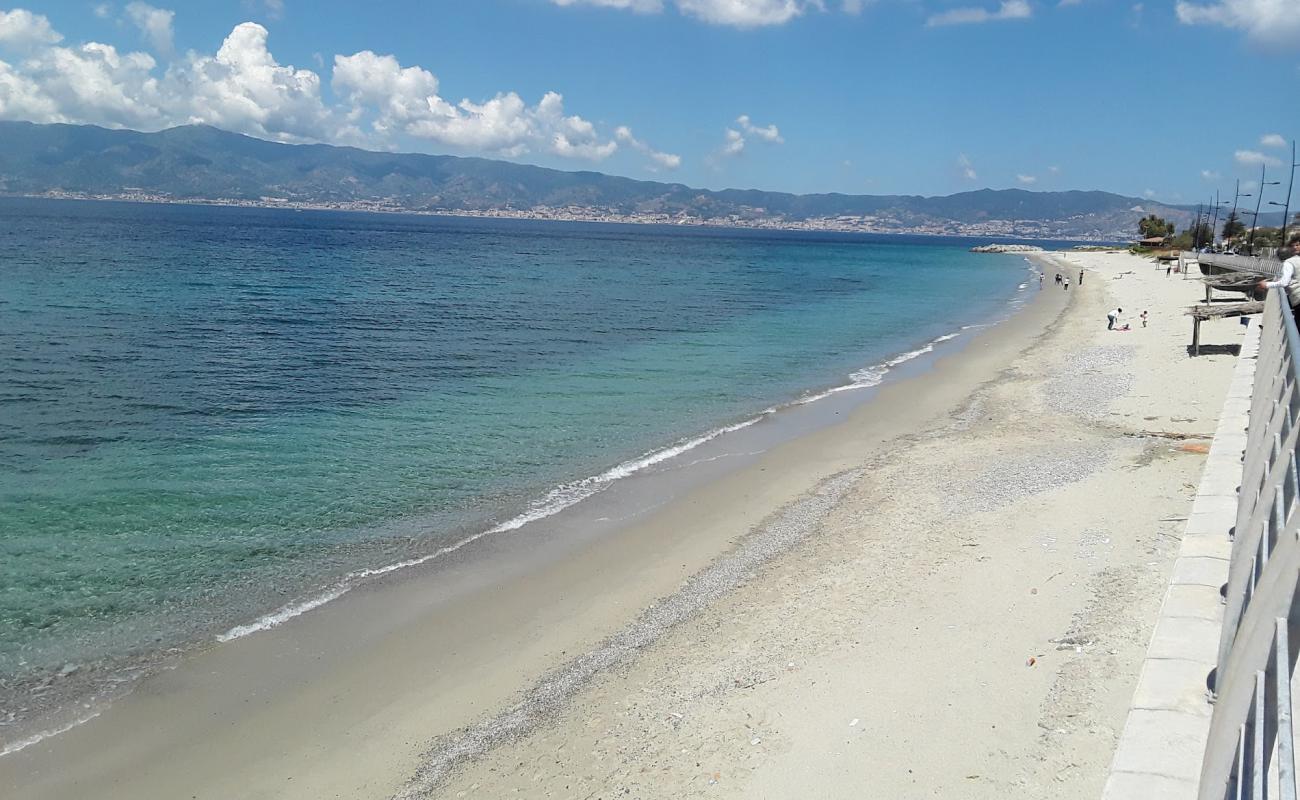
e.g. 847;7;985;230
1201;169;1221;180
0;11;655;164
718;114;783;158
552;0;664;10
676;0;806;26
1047;165;1060;174
1261;133;1288;148
5;41;165;129
552;0;814;26
615;125;681;170
926;0;1031;26
94;4;113;19
1236;149;1282;167
957;154;977;180
0;58;61;119
1175;0;1300;45
0;20;338;141
736;113;783;143
333;50;618;160
721;127;745;155
170;23;333;143
0;8;62;48
1016;173;1036;185
125;2;174;56
1143;189;1157;199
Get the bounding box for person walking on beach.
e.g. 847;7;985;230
1078;270;1084;285
1167;264;1172;277
1140;310;1148;328
1039;273;1044;289
1063;277;1070;290
1055;273;1061;285
1107;307;1122;330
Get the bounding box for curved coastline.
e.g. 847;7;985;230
0;305;1024;760
0;256;1054;798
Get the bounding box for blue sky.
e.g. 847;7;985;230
2;0;1297;204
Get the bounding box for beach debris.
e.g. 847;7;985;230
1027;657;1037;667
849;718;860;727
1130;430;1210;441
750;737;762;746
1030;588;1038;595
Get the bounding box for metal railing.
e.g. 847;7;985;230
1190;252;1285;278
1200;288;1300;799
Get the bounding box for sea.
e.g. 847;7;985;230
0;197;1062;747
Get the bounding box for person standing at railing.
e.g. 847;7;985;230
1256;233;1300;297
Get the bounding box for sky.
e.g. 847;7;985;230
0;0;1297;204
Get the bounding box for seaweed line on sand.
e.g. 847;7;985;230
392;467;865;800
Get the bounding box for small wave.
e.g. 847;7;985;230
217;415;770;643
216;324;974;644
797;328;966;406
1;711;102;758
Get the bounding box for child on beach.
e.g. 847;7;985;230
1140;310;1148;327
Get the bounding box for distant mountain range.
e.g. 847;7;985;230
0;120;1231;240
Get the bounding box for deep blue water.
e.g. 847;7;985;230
0;198;1040;690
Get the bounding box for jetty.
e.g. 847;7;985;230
969;243;1044;253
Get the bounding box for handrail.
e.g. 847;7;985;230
1199;288;1300;800
1189;252;1284;278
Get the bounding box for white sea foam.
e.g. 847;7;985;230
1;711;102;758
799;327;967;406
216;325;974;644
217;415;769;643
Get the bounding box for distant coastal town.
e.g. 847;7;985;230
18;189;1128;242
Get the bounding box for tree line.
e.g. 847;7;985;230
1137;212;1299;251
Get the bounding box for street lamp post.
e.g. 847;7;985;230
1229;179;1250;247
1269;202;1289;249
1249;164;1282;253
1280;140;1297;247
1210;192;1228;246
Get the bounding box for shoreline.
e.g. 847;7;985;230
0;256;1036;760
0;256;1062;797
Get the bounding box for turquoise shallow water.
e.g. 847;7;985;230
0;198;1041;703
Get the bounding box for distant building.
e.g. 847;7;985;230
1138;236;1170;247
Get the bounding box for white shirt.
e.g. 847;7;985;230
1265;255;1300;289
1108;308;1120;319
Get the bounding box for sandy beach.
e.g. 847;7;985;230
0;249;1246;799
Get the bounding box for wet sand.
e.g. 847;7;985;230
0;251;1239;799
